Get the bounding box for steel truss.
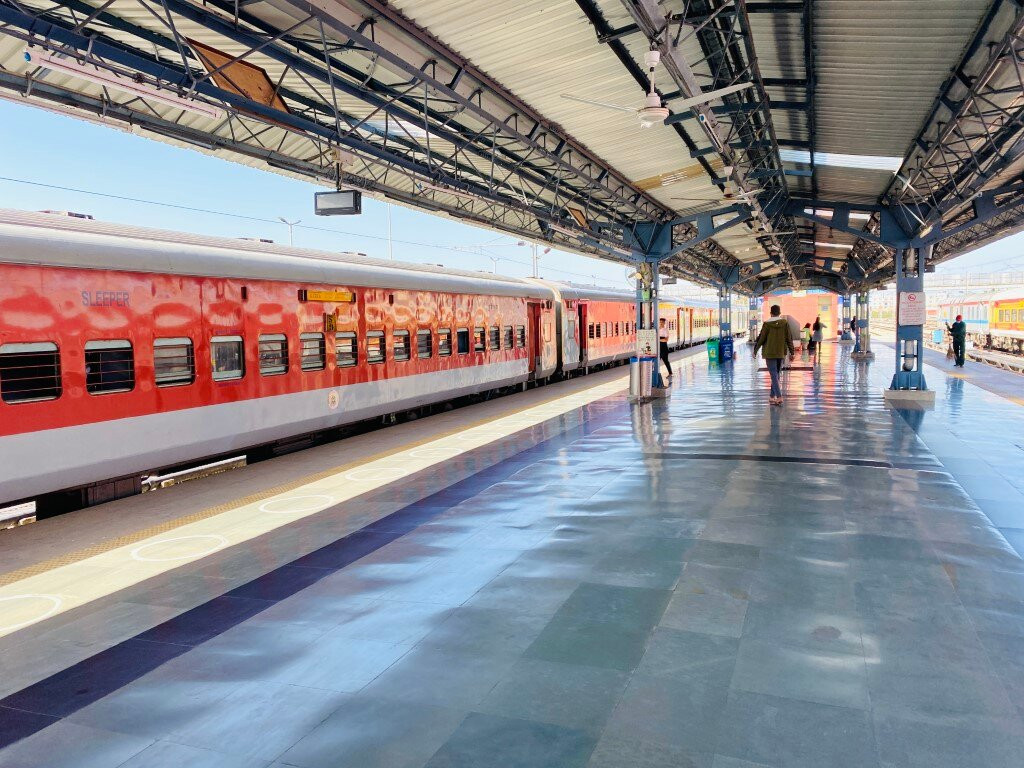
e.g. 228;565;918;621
0;0;685;263
848;0;1024;283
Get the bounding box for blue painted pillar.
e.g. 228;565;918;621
840;294;853;340
718;287;732;339
889;245;929;390
747;295;760;342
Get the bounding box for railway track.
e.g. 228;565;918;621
874;323;1024;375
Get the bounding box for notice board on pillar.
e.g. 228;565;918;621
898;291;927;325
637;329;658;356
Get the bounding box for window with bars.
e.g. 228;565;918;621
474;327;486;352
489;326;500;350
417;329;432;359
457;328;470;354
595;323;602;339
154;337;194;386
0;342;61;403
85;340;135;394
394;330;410;361
367;331;385;363
258;334;288;376
588;323;595;339
336;332;357;367
503;326;514;349
439;329;453;356
211;336;244;381
516;326;526;348
300;333;326;371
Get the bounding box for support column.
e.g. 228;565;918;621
884;246;935;406
718;287;732;339
840;294;854;342
851;291;874;361
747;296;760;343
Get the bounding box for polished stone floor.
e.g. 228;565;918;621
2;343;1024;768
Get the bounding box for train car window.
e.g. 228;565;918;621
300;333;326;371
154;337;195;386
588;323;595;339
336;332;357;367
489;326;500;350
438;329;453;357
211;336;244;381
503;326;514;349
367;331;385;364
615;322;620;336
85;340;135;394
258;334;288;376
457;328;470;354
417;329;432;359
516;325;526;348
474;327;486;352
393;330;411;362
0;342;61;403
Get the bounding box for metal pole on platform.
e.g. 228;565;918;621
852;291;874;361
747;295;760;343
884;245;934;405
718;287;732;339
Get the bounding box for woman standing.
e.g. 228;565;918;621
658;317;672;380
811;316;826;358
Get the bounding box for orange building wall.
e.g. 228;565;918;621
762;293;838;338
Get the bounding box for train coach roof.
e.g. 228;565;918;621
0;209;556;300
990;288;1024;302
535;281;635;304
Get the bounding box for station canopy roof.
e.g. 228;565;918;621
2;0;1024;294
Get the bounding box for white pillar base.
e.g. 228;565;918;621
883;388;936;408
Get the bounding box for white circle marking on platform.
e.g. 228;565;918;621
408;446;464;460
343;467;409;483
259;494;336;514
0;594;63;633
130;534;229;563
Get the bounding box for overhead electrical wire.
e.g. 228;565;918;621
0;175;623;286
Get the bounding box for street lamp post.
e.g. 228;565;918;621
277;217;301;246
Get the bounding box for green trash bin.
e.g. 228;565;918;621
707;337;720;363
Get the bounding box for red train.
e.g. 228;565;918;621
0;210;639;509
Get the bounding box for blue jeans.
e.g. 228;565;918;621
766;358;783;398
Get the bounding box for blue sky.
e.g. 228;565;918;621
0;98;1020;282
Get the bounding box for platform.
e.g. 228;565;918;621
1;343;1024;768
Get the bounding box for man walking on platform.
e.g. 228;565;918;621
754;304;795;406
947;314;967;367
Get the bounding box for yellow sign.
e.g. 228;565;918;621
302;289;355;303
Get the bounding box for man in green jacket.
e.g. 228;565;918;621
946;314;967;367
754;304;796;406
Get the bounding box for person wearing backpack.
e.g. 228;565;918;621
754;304;795;406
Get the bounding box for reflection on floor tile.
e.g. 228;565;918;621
3;345;1024;767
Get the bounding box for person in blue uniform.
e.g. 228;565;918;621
946;314;967;367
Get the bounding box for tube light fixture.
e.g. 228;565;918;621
813;241;854;251
26;49;225;120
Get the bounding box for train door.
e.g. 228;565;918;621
578;302;589;368
528;301;541;375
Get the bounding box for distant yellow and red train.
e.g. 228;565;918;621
938;292;1024;354
0;210;746;510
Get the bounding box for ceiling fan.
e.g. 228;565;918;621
562;50;753;128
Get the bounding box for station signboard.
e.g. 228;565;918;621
637;329;658;356
898;291;927;326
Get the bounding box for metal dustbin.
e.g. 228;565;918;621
639;357;654;396
706;337;720;363
719;336;734;361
